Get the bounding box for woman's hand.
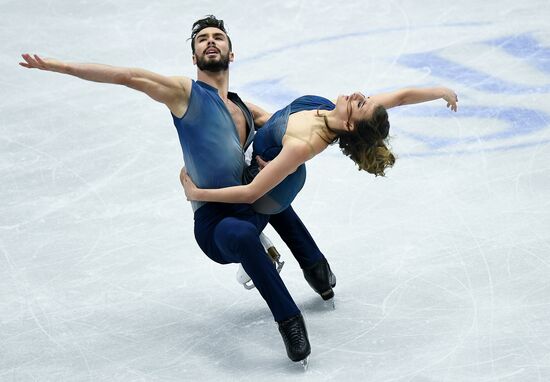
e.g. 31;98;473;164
179;167;199;201
442;88;458;112
20;54;64;72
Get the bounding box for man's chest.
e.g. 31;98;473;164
225;100;249;146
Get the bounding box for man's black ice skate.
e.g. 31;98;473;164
278;313;311;368
303;257;336;302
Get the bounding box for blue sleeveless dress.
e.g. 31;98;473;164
249;95;335;214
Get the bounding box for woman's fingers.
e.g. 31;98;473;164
20;53;42;69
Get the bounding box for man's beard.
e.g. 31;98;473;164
196;52;230;72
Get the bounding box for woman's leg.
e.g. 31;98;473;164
269;205;324;268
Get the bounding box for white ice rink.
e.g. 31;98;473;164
2;0;550;380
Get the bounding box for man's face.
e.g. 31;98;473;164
193;27;233;72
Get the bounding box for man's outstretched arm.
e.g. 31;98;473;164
20;53;191;115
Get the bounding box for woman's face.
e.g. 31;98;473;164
335;92;378;131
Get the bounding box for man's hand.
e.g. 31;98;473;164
442;88;458;112
20;54;63;72
179;167;198;201
256;156;270;171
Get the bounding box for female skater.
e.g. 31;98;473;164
181;87;458;214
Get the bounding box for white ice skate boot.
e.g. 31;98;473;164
236;233;285;290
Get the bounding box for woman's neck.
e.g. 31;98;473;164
315;109;347;138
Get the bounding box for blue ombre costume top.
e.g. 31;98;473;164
172;81;254;212
250;95;335;214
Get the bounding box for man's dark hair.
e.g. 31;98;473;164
190;15;233;53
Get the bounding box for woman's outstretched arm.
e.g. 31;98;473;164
181;142;309;204
370;87;458;111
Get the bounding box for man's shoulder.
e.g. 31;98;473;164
172;76;193;90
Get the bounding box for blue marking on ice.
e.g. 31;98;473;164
397;52;550;93
392;105;550;151
236;22;489;65
489;33;550;73
399;137;550;158
238;78;301;109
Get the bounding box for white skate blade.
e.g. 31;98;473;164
243;280;256;290
276;260;285;273
236;265;257;290
324;297;335;310
236;234;284;290
236;260;285;290
299;356;309;371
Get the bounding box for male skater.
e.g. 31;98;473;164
20;15;335;366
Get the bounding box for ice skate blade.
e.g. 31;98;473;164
276;260;285;273
299;356;309;371
324;297;335;310
240;260;285;290
243;280;256;290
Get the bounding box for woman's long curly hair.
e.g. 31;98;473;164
319;104;395;176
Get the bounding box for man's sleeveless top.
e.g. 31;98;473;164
172;81;254;212
250;95;335;214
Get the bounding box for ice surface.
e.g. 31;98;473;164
2;0;550;380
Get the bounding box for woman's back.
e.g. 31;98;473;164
253;95;335;161
285;110;331;158
248;96;335;214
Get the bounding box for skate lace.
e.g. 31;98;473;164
286;322;306;347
